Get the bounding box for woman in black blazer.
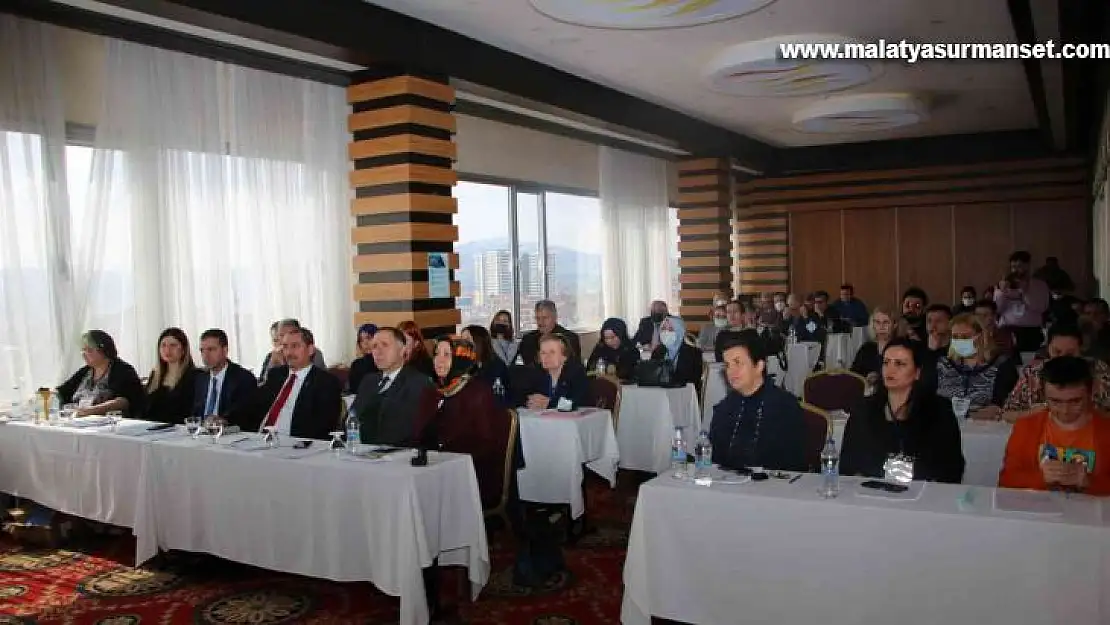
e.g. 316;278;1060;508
650;315;704;388
145;327;201;424
463;324;512;407
521;333;589;410
347;323;379;393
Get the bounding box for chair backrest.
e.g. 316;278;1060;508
327;366;350;392
588;375;622;428
698;363;712;412
800;401;831;471
488;409;520;514
803;369;865;413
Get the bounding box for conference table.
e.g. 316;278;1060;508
623;473;1110;625
617;384;701;474
0;417;489;625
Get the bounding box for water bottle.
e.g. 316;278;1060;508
345;411;361;453
492;378;505;401
671;427;687;479
694;430;713;479
788;325;797;346
596;357;607;376
819;436;840;498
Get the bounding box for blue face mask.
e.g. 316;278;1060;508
950;338;977;358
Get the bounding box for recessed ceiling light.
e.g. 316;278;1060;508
792;93;929;133
704;35;882;97
528;0;778;30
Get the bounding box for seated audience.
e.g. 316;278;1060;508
521;334;589;410
713;300;749;362
994;250;1050;353
633;300;669;347
414;337;512;508
811;290;843;331
245;326;339;440
462;324;512;405
784;301;826;344
900;286;929;341
1033;256;1075;294
489;309;518;365
144;327;200;424
351;327;432;445
756;292;779;327
840;338;965;483
851;305;898;380
399;320;435;379
347;323;379;394
954;286;977;316
1002;323;1110;419
974;299;1015;357
649;316;703;388
57;330;145;418
193;328;257;422
586;318;639;381
831;283;869;328
260;318;325;383
697;304;728;351
518;300;581;368
936;313;1019;421
924;304;952;356
709;330;806;472
998;356;1110;495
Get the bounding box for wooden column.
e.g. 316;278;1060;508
348;69;461;337
734;176;789;294
677;157;733;330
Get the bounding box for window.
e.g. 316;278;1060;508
455;180;604;333
667;207;680;310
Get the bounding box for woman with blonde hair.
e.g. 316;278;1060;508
850;305;904;378
145;327;200;423
935;313;1019;421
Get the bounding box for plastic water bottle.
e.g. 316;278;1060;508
819;436;840;498
788;325;797;346
671;427;687;479
492;378;505;402
345;411;361;453
595;357;607;376
694;430;713;479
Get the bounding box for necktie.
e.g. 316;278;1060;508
263;373;297;428
378;375;390;392
204;376;219;415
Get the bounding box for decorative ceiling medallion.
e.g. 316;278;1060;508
528;0;778;29
704;35;880;97
792;93;929;134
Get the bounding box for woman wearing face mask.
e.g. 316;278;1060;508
650;315;703;388
697;304;729;351
586;318;639;381
488;310;518;365
935;313;1020;421
954;286;977;316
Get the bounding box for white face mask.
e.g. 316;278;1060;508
713;299;727;307
950;338;977;358
659;330;677;346
713;318;728;328
774;302;785;312
962;298;975;307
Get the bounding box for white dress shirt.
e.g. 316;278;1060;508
204;364;228;415
266;364;312;437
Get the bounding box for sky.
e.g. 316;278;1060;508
454;180;604;253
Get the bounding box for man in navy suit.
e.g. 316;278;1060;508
194;329;258;424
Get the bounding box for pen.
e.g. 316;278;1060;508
788;474;802;484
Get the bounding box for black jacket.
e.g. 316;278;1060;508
840;390;965;484
475;357;512;408
57;359;146;418
146;366;200;424
632;316;661;346
242;365;342;440
352;366;433;446
709;382;807;472
518;325;582;368
586;342;640;381
347;354;379;395
192;361;257;423
649;342;704;389
519;362;590;410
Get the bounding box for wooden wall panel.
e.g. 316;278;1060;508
953;203;1013;297
898;206;955;304
789;211;843;297
1013;199;1092;291
842;208;898;308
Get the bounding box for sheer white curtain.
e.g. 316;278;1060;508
599;146;675;322
83;39;351;375
0;16;78;400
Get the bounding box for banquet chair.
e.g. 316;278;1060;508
698;364;712;414
327;365;349;391
484;409;519;532
800;401;832;471
802;369;865;414
588;375;622;429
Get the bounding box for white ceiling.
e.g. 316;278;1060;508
365;0;1038;147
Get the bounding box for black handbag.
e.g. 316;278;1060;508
634;357;684;388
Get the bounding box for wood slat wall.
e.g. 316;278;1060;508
677;157;732;329
348;71;461;337
734;157;1091;308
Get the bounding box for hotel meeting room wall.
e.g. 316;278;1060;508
736;157;1092;309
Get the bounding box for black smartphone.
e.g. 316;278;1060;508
860;480;908;493
293;440;313;449
751;472;769;482
146;423;174;431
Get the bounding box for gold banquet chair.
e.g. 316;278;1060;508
802;369;866;415
589;373;622;429
484;408;520;532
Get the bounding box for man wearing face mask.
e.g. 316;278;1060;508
994;250;1050;353
633;300;670;348
698;304;729;351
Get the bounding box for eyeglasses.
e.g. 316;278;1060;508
1046;396;1086;408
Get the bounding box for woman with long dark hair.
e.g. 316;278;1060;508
145;327;200;423
462;324;511;406
347;323;379;393
398;320;435;379
489;309;517;365
840;338;966;483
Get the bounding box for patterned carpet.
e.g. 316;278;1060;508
0;474;640;625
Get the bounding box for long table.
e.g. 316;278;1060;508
623;474;1110;625
0;419;489;625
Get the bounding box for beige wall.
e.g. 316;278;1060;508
54;26;105;127
455;114;600;191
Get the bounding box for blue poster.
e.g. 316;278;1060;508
428;253;449;299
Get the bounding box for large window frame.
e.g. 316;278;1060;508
456;173;601;332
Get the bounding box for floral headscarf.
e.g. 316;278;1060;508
435;336;478;397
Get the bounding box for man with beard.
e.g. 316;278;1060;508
994;250;1050;353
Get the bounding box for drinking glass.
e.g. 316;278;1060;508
951;395;971;420
184;416;202;440
60;403;77;423
204;416;224;443
329;431;346;456
106;410;123;432
262;426;279;449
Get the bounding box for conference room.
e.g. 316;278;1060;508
1;0;1109;623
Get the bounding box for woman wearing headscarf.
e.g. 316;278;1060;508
650;315;703;388
586;317;639;380
57;330;145;417
347;323;379;393
414;337;513;509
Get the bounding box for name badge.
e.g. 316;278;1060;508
806;321;817;333
556;397;574;412
78;397;94;409
883;454;914;484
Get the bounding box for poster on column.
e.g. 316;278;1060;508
428;253;449;299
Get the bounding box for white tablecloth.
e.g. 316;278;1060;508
824;333;852;369
784;341;822;396
832;418;1011;487
516;408;619;518
702;364;728;426
616;385;701;473
623;475;1110;625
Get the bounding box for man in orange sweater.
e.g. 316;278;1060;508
999;356;1110;495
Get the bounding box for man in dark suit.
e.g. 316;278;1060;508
632;300;669;347
194;329;258;423
351;327;432;446
518;300;581;368
242;326;341;440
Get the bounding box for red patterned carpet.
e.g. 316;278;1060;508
0;475;640;625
